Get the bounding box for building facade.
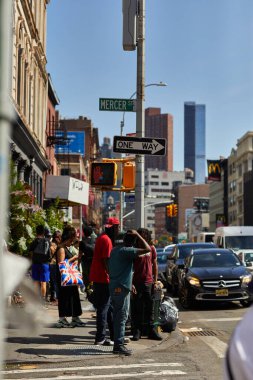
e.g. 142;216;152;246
11;0;51;205
145;108;173;171
227;131;253;226
177;183;210;236
184;102;206;183
144;169;185;238
54;116;102;228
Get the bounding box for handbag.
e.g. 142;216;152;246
58;259;84;287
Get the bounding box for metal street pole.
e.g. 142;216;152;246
119;120;124;231
0;0;13;375
119;82;167;230
135;0;145;229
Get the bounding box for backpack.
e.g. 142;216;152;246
32;238;50;264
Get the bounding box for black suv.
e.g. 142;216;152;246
178;248;253;308
166;242;216;294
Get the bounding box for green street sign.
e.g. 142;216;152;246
99;98;136;112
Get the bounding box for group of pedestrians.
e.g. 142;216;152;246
90;217;162;356
28;217;162;356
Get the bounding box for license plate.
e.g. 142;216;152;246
216;289;228;296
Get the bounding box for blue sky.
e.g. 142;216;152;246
46;0;253;171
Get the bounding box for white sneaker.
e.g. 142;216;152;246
95;339;114;346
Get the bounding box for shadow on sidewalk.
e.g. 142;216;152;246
6;332;96;345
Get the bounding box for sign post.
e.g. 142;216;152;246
113;136;166;156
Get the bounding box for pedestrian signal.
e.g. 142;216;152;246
122;162;135;189
90;162;117;187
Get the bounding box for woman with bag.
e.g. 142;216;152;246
55;225;86;328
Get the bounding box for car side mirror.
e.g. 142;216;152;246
246;262;253;267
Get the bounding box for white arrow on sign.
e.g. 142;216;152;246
115;139;164;155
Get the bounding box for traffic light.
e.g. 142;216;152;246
173;204;178;217
122;162;135;189
166;204;172;217
90;162;117;187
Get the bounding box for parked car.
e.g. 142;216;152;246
166;242;216;294
237;250;253;273
164;244;176;252
157;247;174;287
156;247;165;254
178;248;253;309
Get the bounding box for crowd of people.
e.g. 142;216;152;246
28;217;162;356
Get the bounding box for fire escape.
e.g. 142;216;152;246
47;119;71;174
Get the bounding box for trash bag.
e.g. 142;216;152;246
158;296;179;332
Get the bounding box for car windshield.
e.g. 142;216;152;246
244;253;253;262
178;244;213;259
191;252;241;268
157;253;169;264
225;236;253;250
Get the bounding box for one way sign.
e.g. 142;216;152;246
113;136;166;156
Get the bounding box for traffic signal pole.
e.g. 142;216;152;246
135;0;145;229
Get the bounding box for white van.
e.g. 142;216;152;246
197;232;215;243
213;226;253;253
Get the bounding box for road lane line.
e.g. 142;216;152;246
1;362;184;375
4;370;187;380
199;336;227;358
189;317;241;323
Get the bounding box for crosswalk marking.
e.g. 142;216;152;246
1;362;184;376
189;317;241;323
4;370;187;380
1;362;187;380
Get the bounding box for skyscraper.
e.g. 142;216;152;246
184;102;206;183
145;108;173;171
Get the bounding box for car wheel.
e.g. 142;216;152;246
179;287;193;309
240;299;251;308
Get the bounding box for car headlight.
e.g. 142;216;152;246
242;274;252;284
188;276;200;287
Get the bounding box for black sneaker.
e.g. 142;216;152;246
113;345;132;356
148;328;163;341
131;329;141;341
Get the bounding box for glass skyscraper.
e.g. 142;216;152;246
184;102;206;183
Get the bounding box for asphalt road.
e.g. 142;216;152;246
1;297;249;379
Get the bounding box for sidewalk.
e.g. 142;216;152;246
4;298;183;364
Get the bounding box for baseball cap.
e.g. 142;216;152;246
104;217;120;228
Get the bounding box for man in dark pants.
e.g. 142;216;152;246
79;225;96;291
131;228;162;341
109;230;151;356
89;217;119;345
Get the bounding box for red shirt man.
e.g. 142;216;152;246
89;217;120;345
89;232;112;284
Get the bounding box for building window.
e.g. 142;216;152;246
243;160;248;173
151;175;159;178
17;46;23;106
161;182;169;186
238;164;242;177
238;182;242;194
238;200;243;214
